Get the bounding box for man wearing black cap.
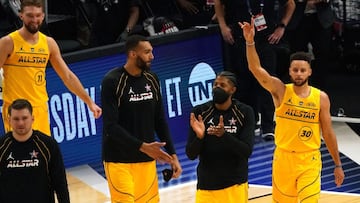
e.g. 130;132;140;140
186;71;255;202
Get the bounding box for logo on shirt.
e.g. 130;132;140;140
207;117;238;133
128;84;154;102
6;152;14;160
30;150;39;159
145;83;151;91
225;117;237;133
6;150;40;168
306;102;316;108
228;117;237;125
286;97;293;104
128;87;135;94
207;118;215;126
285;109;316;120
17;56;47;64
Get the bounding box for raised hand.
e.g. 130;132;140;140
207;115;225;137
238;18;255;43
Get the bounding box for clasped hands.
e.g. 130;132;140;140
207;121;225;137
190;113;225;139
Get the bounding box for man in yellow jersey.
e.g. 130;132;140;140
0;0;102;135
239;19;345;203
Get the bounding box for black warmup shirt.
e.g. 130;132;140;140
186;100;255;190
101;67;176;163
0;130;69;203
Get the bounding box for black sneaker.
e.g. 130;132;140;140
262;132;274;141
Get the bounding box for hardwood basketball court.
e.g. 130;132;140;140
62;120;360;203
64;173;360;203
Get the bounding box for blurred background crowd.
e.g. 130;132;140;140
0;0;358;65
0;0;216;50
0;0;359;138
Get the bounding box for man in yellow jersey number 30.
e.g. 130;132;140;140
239;18;345;203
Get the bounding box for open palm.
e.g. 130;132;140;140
190;113;205;139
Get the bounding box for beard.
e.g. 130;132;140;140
13;126;31;136
24;23;41;34
291;76;309;86
136;56;150;71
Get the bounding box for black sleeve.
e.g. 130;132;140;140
153;74;176;155
101;71;143;149
49;139;70;203
221;104;255;158
185;107;204;160
186;127;204;160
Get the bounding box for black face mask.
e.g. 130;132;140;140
213;87;230;104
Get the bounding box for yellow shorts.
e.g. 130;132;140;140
196;182;248;203
2;102;51;135
104;161;159;203
272;148;321;203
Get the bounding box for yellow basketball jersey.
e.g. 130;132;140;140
275;84;321;152
3;30;50;106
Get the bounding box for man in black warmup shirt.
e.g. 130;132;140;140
0;99;70;203
101;34;182;202
186;71;255;203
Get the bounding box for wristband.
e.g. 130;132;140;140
276;23;286;29
335;165;342;168
246;41;255;46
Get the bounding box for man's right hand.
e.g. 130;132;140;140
139;142;173;164
239;18;255;43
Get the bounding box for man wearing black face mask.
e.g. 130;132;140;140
186;71;255;202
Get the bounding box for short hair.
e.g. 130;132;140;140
20;0;44;12
217;71;237;87
290;52;312;65
125;35;149;54
8;99;33;116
